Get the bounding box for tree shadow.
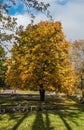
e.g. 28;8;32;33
52;103;84;130
0;95;84;130
31;111;45;130
10;103;84;130
45;110;51;129
31;103;54;130
11;112;29;130
58;111;72;130
31;111;54;130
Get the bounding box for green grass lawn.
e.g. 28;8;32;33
0;95;84;130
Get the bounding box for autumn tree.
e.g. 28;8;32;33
5;21;75;101
0;0;52;92
70;40;84;102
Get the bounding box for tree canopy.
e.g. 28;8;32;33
5;21;75;97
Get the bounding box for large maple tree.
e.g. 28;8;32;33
5;21;75;101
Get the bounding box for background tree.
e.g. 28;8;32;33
0;45;7;90
5;21;75;101
70;40;84;102
0;0;52;52
0;0;52;20
0;1;18;51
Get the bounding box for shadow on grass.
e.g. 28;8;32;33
31;112;54;130
0;104;84;130
59;114;72;130
31;103;83;130
52;104;84;130
0;95;84;130
57;109;73;130
11;113;29;130
31;103;54;130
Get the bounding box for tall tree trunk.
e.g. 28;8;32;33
39;84;45;101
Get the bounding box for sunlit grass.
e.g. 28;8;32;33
0;104;84;130
0;94;83;130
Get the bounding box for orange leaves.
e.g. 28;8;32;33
20;73;28;81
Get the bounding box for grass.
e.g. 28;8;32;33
0;94;84;130
0;104;84;130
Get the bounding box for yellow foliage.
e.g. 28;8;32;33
5;21;76;93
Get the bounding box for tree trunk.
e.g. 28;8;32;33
39;84;45;101
81;88;84;103
80;75;84;103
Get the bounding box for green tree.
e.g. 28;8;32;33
5;21;75;101
0;45;6;89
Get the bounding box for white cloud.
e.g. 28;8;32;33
49;0;84;41
13;14;31;27
13;0;84;41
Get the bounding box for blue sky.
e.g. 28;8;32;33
6;0;69;15
57;0;68;5
8;4;24;15
2;0;84;41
